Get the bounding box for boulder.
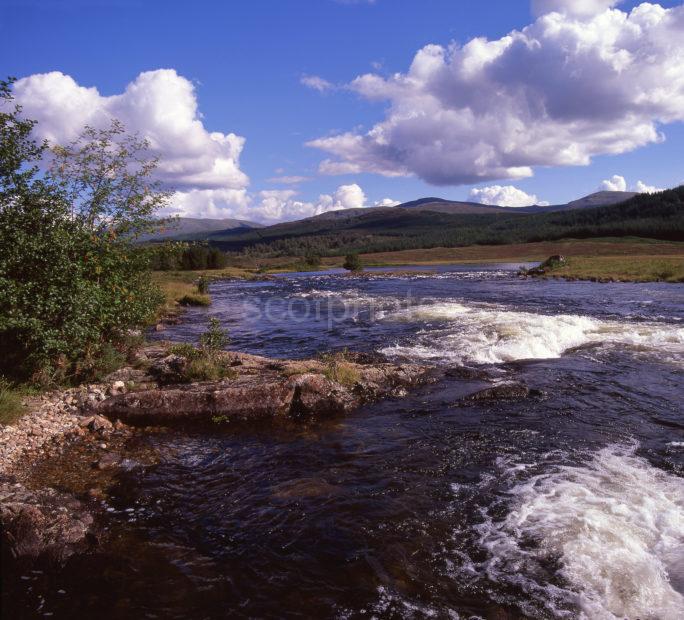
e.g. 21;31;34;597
464;383;534;402
289;373;358;417
149;354;188;384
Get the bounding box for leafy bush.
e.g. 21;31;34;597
199;317;229;352
185;357;236;382
197;276;209;294
343;253;363;272
167;319;233;382
0;80;165;383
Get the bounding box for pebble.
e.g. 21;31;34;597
0;381;125;478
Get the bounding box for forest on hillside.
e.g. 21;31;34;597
208;187;684;258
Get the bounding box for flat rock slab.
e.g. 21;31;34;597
92;350;433;425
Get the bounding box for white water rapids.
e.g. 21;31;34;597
475;444;684;619
379;302;684;365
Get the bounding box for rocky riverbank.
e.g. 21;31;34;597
1;343;436;568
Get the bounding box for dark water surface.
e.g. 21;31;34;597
8;265;684;619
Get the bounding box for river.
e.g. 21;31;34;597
11;265;684;619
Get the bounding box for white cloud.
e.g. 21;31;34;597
13;70;249;193
301;75;334;92
599;175;665;193
469;185;546;207
600;174;628;191
374;197;401;207
160;183;372;223
309;3;684;187
635;180;664;193
531;0;623;18
248;183;368;223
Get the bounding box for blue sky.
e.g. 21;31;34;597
2;0;684;221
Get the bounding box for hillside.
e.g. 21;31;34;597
206;187;683;256
396;191;635;215
140;217;262;241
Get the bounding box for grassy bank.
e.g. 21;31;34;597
152;267;255;315
540;255;684;283
222;238;684;275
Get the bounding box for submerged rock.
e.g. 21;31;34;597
0;481;96;564
463;383;540;402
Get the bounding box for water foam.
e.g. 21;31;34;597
475;444;684;619
380;302;684;364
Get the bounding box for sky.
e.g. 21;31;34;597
2;0;684;222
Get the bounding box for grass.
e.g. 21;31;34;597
0;379;27;425
167;343;237;382
153;239;684;290
152;267;255;316
178;293;211;307
220;238;684;274
542;255;684;282
320;352;361;387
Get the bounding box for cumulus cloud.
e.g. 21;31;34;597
248;183;369;223
309;3;684;187
599;175;665;193
600;174;628;191
13;70;249;194
301;75;334;92
160;183;375;223
634;180;664;193
531;0;623;18
374;197;401;207
469;185;546;207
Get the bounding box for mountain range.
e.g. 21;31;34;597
146;190;637;243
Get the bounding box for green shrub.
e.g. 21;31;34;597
197;276;209;294
343;253;363;272
0;82;165;383
199;317;229;352
169;342;202;360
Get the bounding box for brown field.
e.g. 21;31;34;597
352;239;684;267
157;239;684;288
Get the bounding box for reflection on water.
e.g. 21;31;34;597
6;264;684;619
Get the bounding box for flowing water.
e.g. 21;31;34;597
8;265;684;619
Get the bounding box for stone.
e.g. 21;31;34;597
92;352;432;425
0;483;95;564
464;383;533;402
109;380;126;396
92;452;121;470
149;354;188;384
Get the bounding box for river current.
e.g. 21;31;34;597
10;265;684;619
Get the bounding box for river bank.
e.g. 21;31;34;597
0;341;436;571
